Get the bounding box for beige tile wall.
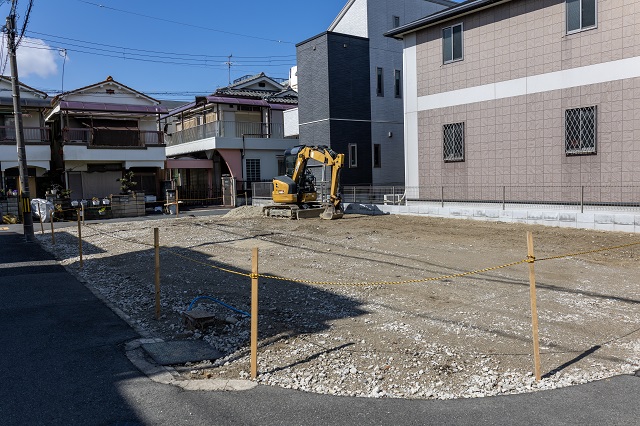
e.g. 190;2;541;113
413;0;640;203
416;0;640;96
418;77;640;202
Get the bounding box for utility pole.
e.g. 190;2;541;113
225;54;233;85
6;1;35;242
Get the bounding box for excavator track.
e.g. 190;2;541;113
263;203;342;220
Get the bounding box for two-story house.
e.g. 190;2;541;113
0;76;51;197
45;76;168;200
295;0;454;186
161;73;298;200
386;0;640;205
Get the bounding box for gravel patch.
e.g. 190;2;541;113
36;208;640;399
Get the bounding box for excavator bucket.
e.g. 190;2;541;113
320;204;344;220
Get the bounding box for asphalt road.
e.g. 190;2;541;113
1;221;638;426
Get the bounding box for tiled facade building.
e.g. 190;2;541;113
386;0;640;204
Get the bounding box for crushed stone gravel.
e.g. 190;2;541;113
36;207;640;399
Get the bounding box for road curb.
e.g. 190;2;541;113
47;249;257;393
125;338;257;391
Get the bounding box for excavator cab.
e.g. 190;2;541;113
265;145;344;219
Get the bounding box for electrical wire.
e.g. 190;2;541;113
26;30;296;61
16;0;33;48
17;40;296;71
19;38;296;68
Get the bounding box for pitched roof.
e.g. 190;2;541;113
52;75;161;104
0;75;48;99
385;0;513;39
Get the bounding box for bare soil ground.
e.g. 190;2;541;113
37;207;640;399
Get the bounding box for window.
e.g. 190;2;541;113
373;144;381;168
394;70;402;98
565;106;596;155
245;158;261;182
393;16;400;28
443;23;463;64
348;144;358;168
376;67;384;97
566;0;596;33
276;155;285;176
443;123;464;162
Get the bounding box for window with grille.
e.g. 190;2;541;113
245;158;261;182
443;122;464;162
565;106;596;155
443;23;463;64
376;67;384;97
566;0;596;33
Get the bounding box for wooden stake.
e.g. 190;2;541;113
81;202;85;225
77;210;83;268
154;228;161;320
527;231;541;381
250;247;259;379
175;189;180;217
50;211;55;245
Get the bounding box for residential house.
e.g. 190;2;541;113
0;76;51;197
386;0;640;205
294;0;454;186
45;76;168;200
161;73;298;200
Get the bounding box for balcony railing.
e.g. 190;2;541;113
165;120;285;147
0;126;50;143
63;128;164;147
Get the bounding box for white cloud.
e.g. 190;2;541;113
12;36;59;78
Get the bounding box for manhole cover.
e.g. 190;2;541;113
141;341;223;365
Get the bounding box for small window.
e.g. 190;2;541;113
394;70;402;98
393;16;400;28
245;158;261;182
276;155;285;176
565;106;596;155
348;144;358;168
373;144;381;168
376;67;384;97
443;122;464;162
443;23;463;64
566;0;597;33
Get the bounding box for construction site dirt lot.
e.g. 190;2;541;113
38;207;640;399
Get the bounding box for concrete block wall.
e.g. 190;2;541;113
343;201;640;233
111;192;146;218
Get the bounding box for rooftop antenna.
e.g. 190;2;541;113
225;54;233;85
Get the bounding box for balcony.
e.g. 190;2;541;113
63;127;164;147
0;126;51;144
165;121;285;147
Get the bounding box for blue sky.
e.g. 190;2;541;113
1;0;350;100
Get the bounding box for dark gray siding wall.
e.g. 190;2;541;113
297;32;372;185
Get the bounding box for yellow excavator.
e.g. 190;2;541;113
263;145;344;219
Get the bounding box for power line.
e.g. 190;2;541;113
26;30;296;60
15;0;32;47
74;0;294;45
18;39;296;70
